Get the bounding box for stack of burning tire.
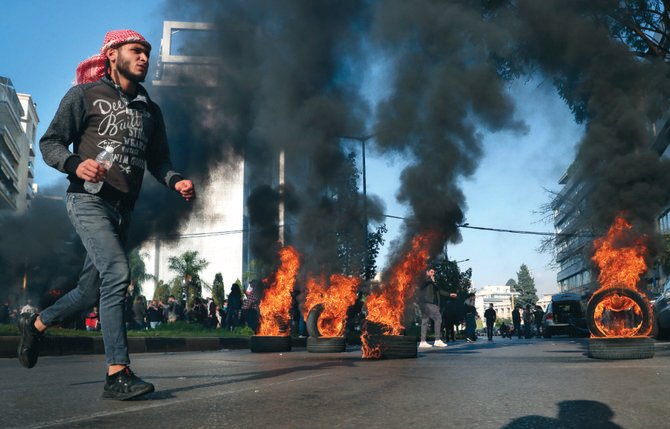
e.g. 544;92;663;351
361;321;417;359
586;287;655;360
306;304;346;353
250;316;292;353
586;217;656;360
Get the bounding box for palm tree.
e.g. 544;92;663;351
168;250;209;308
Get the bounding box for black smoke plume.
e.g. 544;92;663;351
0;184;85;306
370;0;527;266
158;0;376;278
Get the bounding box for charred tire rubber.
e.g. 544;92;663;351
306;304;324;338
250;335;292;353
586;288;654;337
366;335;418;359
588;337;655;360
306;336;346;353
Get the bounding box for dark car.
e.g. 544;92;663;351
543;293;586;338
654;280;670;339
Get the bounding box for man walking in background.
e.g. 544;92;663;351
484;303;497;341
18;29;195;400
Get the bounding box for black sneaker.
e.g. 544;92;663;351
17;313;42;369
102;367;155;400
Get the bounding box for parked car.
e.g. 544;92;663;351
654;279;670;340
543;293;586;338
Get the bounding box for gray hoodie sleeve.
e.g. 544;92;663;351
39;85;86;175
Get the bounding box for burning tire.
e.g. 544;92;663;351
250;335;292;353
306;336;346;353
306;304;324;338
364;335;418;359
588;337;655;360
586;287;654;337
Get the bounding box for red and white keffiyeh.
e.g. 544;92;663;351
75;29;151;85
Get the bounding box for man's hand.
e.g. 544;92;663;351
76;159;108;183
175;180;195;202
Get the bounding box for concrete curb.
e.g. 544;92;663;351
0;336;252;359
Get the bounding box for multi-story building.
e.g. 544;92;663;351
474;284;520;321
0;77;38;213
553;116;670;296
552;166;594;295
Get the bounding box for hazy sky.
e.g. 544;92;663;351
1;1;585;296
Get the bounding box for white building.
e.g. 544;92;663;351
536;294;552;311
474;284;520;321
0;77;38;213
140;22;245;299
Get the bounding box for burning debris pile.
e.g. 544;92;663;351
587;217;654;338
361;232;439;359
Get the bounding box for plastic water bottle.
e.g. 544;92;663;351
83;147;114;194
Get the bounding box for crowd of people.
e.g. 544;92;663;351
0;300;38;326
1;282;263;334
120;282;262;332
416;268;548;347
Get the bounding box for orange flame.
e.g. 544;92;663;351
592;217;647;290
362;232;438;358
590;216;651;337
257;246;301;336
304;274;359;337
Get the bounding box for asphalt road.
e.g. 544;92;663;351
2;337;669;429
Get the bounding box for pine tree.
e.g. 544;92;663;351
212;273;226;307
515;264;538;306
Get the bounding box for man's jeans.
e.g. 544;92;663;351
40;193;132;366
420;303;442;342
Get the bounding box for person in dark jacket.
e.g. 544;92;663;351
18;29;195;400
534;305;545;337
146;300;164;329
418;268;448;349
0;302;10;324
464;293;478;343
442;293;463;342
523;304;534;338
512;305;522;339
131;296;147;330
225;284;243;331
484;303;497;341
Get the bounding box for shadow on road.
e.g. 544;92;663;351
144;357;362;400
501;400;622;429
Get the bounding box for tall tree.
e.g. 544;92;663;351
433;256;473;301
515;264;538;306
129;247;153;296
153;280;170;303
168;250;209;308
212;273;226;307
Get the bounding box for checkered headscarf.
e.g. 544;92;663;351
75;30;151;85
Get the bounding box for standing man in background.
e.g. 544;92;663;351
484;303;497;341
17;29;195;401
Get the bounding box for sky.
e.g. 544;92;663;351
1;1;585;296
